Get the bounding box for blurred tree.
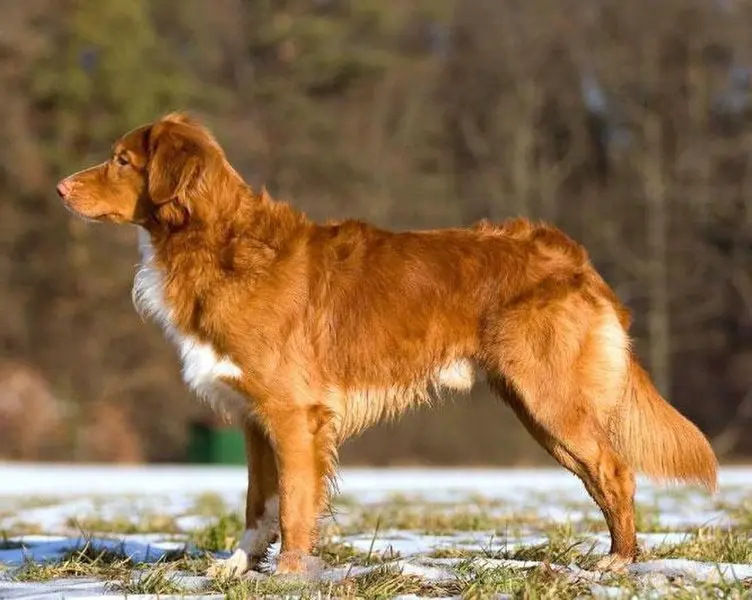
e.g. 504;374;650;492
31;0;195;172
0;0;749;463
0;0;202;461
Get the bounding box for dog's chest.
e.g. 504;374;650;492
132;235;246;414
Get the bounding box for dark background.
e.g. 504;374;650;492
1;0;750;465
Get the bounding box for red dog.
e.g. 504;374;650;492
57;113;717;575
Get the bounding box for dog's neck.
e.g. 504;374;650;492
139;184;309;286
134;183;311;343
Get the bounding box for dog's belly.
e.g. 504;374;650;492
434;358;476;391
331;358;477;440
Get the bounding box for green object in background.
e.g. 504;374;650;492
187;421;246;465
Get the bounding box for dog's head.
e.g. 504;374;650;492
57;113;233;229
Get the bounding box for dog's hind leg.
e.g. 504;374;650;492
482;283;637;570
494;380;637;569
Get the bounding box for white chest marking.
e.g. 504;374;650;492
132;230;245;414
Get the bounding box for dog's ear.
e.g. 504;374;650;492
146;121;206;227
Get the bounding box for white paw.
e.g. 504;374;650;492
207;548;251;578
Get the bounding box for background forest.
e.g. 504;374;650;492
1;0;750;465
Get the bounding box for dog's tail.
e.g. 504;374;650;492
611;355;718;492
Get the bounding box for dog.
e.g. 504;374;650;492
57;112;718;576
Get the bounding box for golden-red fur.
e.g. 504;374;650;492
58;112;718;575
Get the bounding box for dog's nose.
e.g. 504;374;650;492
56;179;71;198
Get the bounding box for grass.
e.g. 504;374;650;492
634;502;666;533
188;511;400;566
336;502;541;536
189;491;232;517
339;565;457;598
65;513;180;535
207;573;315;599
504;532;596;564
317;538;393;566
109;562;188;595
10;539;213;583
8;534;751;599
716;497;752;532
0;522;43;537
644;527;752;563
4;486;752;598
208;564;459;599
455;560;592;600
426;523;598;566
189;512;244;552
328;497;674;539
13;542;134;582
0;496;62;514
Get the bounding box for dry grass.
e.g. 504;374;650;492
188;513;244;552
13;543;134;582
454;560;592;600
5;492;752;598
329;502;543;537
65;513;180;535
644;528;752;564
109;562;189;595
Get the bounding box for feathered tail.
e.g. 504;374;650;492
611;356;718;492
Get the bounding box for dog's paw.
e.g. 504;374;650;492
272;551;325;579
207;549;253;578
274;550;304;575
593;553;632;573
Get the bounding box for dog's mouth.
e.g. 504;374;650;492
61;199;124;224
95;212;126;223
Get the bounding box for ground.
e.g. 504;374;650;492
1;465;751;599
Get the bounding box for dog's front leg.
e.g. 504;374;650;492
208;419;279;577
264;404;334;575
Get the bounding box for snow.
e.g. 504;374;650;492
0;537;185;567
3;463;726;499
628;559;752;582
0;464;751;599
0;578;110;600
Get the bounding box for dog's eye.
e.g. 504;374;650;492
115;154;129;166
